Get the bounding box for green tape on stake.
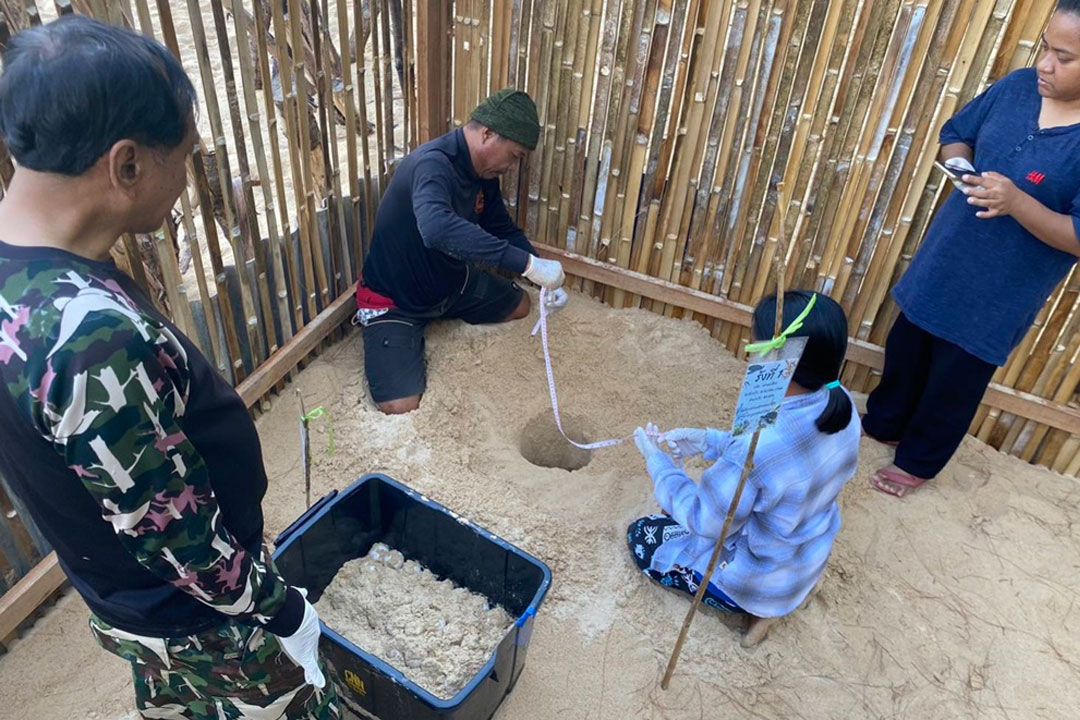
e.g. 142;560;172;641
302;406;327;422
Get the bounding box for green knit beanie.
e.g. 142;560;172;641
470;88;540;151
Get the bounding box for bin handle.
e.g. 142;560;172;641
274;490;338;547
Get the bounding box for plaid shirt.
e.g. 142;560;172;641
646;387;860;618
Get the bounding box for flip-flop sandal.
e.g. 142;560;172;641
870;467;928;498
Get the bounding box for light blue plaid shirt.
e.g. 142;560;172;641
646;387;861;618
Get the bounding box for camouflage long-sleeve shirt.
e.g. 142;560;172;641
0;241;301;637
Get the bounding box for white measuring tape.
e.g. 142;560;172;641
531;288;639;451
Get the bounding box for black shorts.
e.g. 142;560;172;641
362;268;523;404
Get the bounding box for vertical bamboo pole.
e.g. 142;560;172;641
377;0;396;162
697;0;763;329
370;0;389;180
524;0;557;233
585;0;635;269
562;0;604;253
286;0;332;311
548;0;586;248
153;0;226;374
574;0;623;292
208;0;274;364
653;0;731;300
190;148;246;381
502;0;530;220
402;0;416;149
476;0;489;105
251;0;300;338
353;0;376;243
129;0;200;347
312;0;351;291
233;0;293;344
415;0;451;142
270;0;318;325
185;0;265;374
630;0;694;275
604;0;661;306
334;0;365;274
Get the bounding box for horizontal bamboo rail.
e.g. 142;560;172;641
537;244;1080;437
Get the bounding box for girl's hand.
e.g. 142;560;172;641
963;172;1023;219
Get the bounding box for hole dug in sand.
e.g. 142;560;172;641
520;412;593;471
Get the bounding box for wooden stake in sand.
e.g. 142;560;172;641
661;184;796;690
297;389;314;510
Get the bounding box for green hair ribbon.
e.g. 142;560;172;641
744;293;819;357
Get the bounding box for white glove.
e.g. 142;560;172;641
660;427;726;463
277;592;326;689
943;157;976;192
523;255;565;289
660;428;711;462
544;288;569;313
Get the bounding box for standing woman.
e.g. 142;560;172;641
863;2;1080;497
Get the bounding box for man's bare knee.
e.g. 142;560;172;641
505;293;531;322
377;396;421;415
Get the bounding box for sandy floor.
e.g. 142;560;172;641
1;290;1079;719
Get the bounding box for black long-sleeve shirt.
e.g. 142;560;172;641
0;242;302;638
362;129;536;313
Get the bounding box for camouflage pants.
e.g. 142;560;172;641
90;615;340;719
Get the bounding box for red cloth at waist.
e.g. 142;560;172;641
356;283;396;311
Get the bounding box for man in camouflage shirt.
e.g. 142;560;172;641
0;17;337;719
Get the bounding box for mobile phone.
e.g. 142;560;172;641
934;160;974;182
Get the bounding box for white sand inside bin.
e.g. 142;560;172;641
316;543;514;700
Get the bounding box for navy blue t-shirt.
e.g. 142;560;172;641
894;68;1080;365
362;129;535;314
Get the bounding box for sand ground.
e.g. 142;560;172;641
1;290;1078;719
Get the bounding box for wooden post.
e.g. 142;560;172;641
297;389;312;509
415;0;452;142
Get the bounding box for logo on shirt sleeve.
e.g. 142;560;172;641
1026;170;1046;185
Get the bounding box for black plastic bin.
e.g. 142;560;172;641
272;473;553;720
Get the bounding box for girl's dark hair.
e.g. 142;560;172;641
0;16;196;176
752;290;853;435
1060;1;1080;16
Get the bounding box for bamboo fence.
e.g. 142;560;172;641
440;0;1080;477
0;0;410;604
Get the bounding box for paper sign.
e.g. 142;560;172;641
731;336;808;436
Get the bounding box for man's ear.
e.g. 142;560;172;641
106;139;141;192
482;127;498;144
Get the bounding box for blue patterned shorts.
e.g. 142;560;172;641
626;514;743;613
